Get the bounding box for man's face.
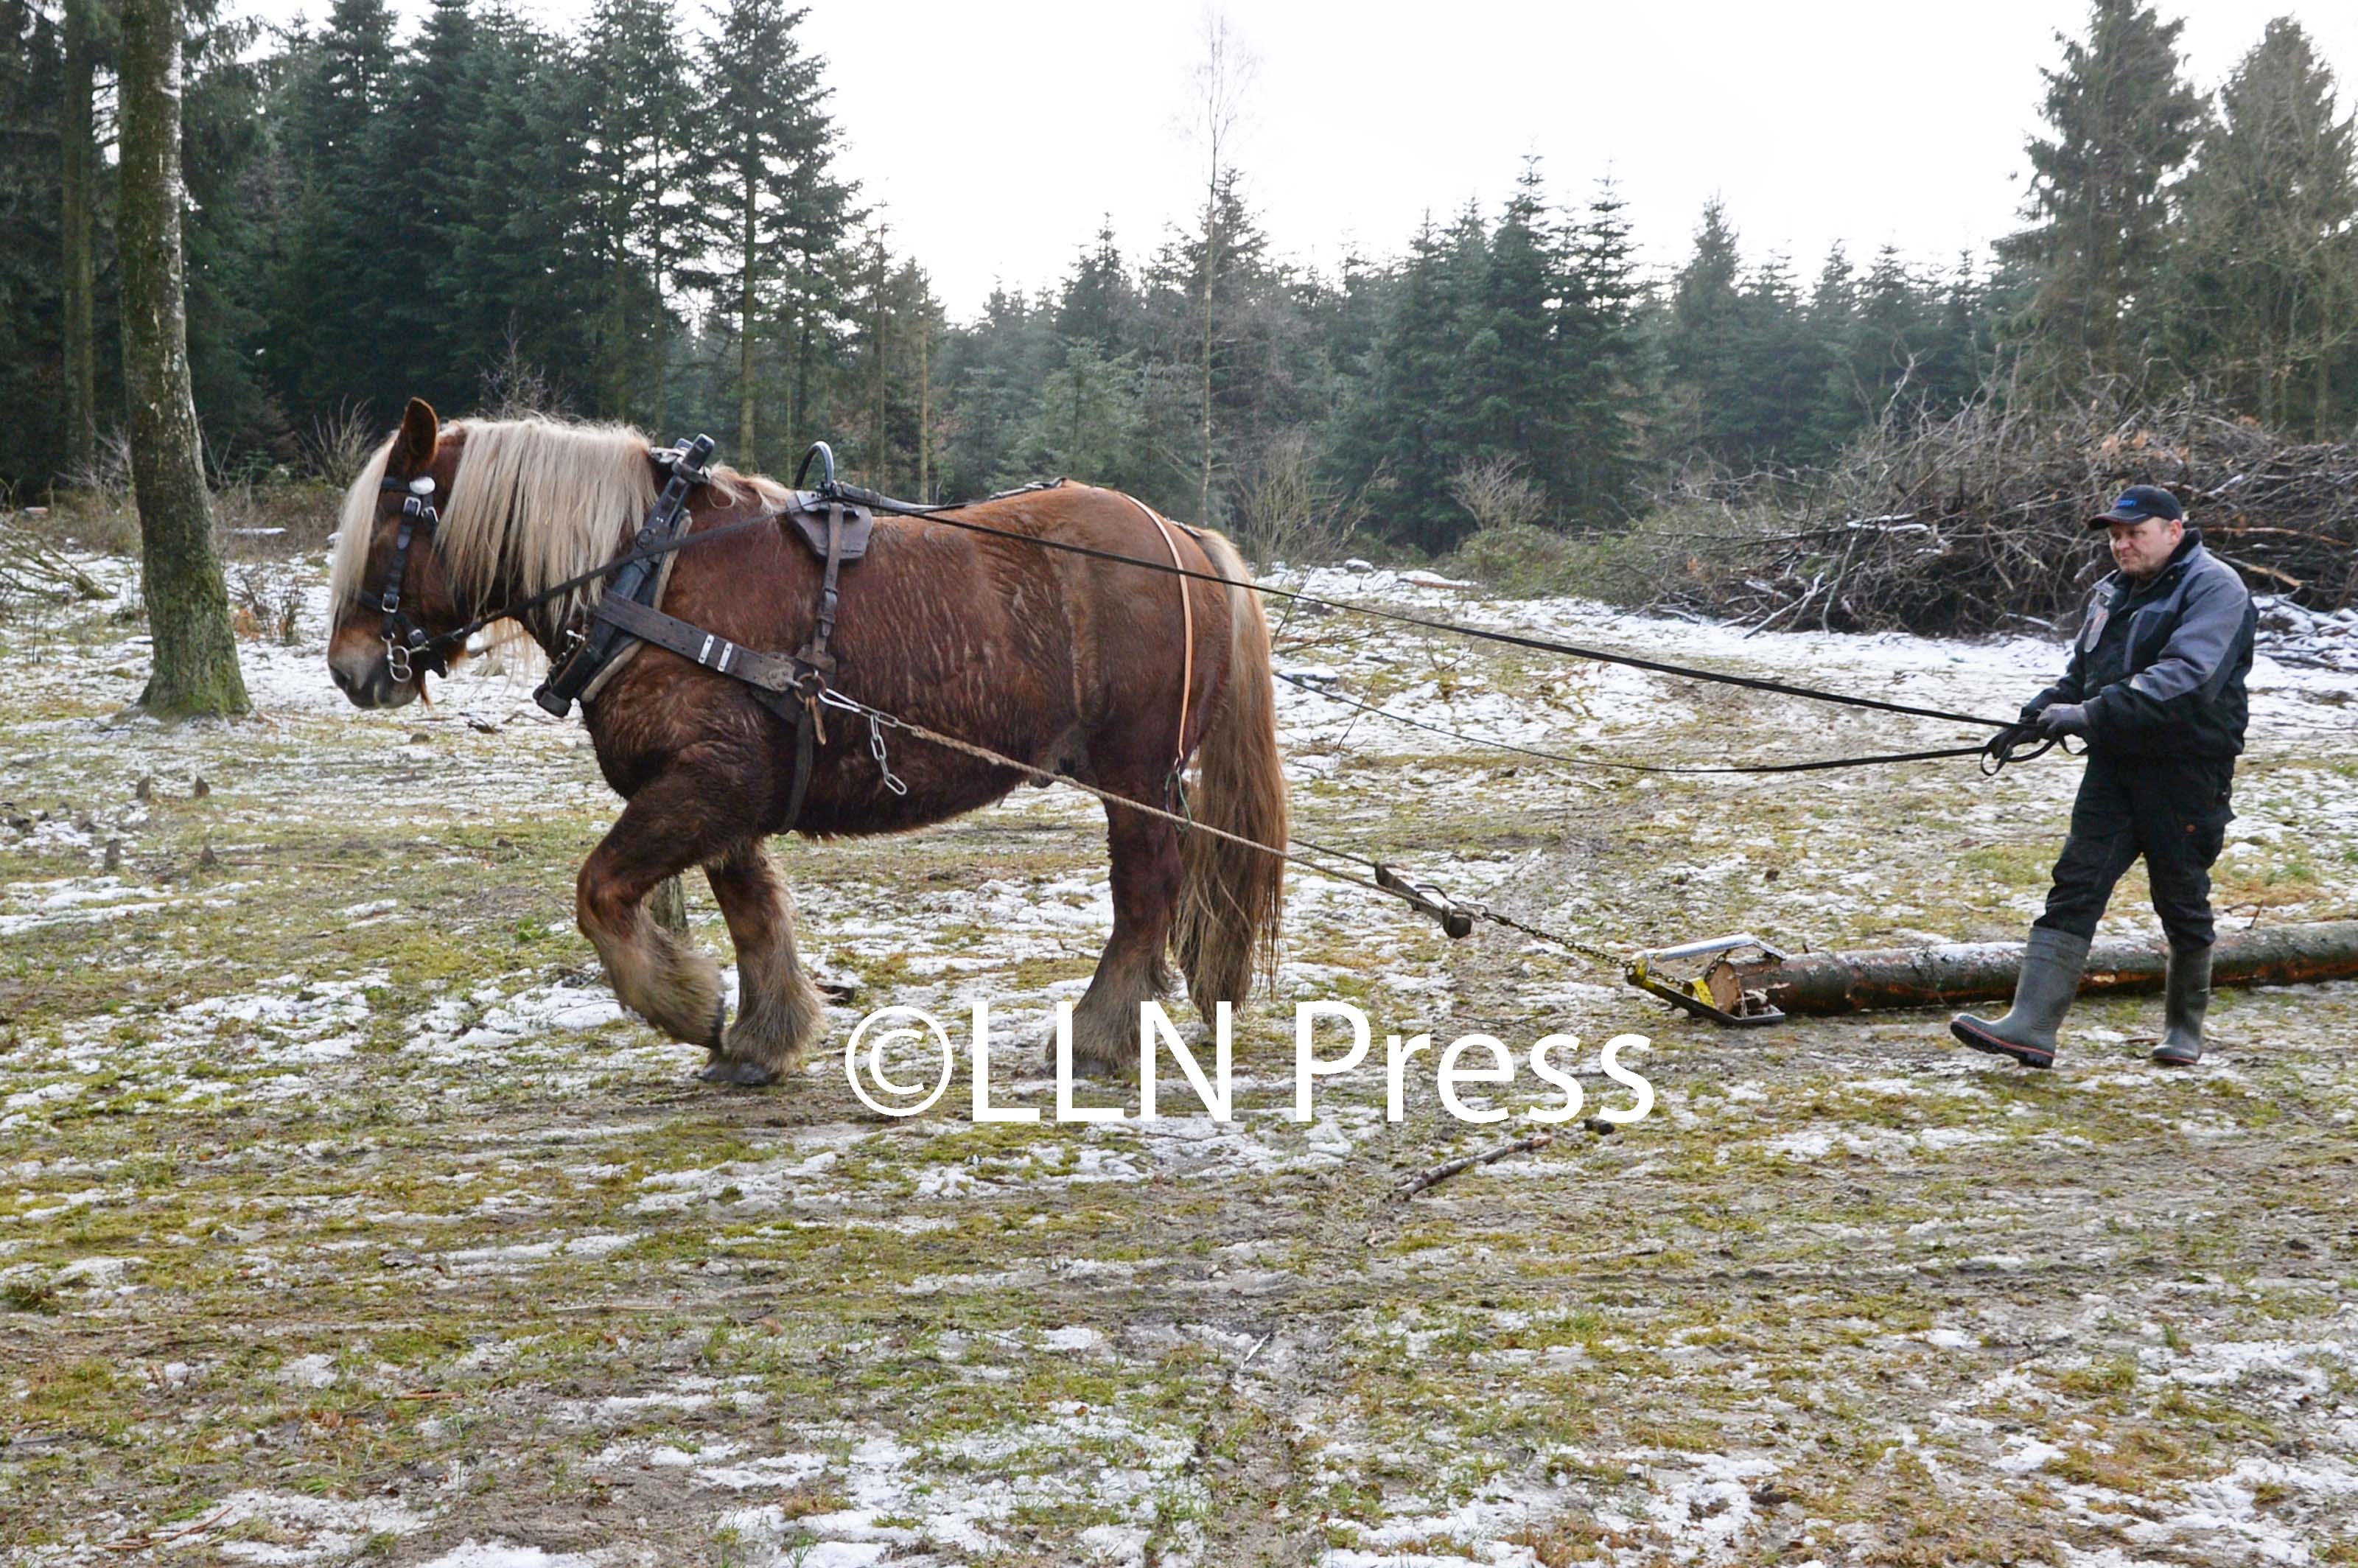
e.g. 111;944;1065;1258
2108;516;2183;581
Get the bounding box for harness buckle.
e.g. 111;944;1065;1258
385;634;414;685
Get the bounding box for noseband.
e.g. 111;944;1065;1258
374;474;465;683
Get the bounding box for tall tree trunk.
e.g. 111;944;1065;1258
119;0;248;717
1199;185;1215;528
60;0;98;482
738;160;757;465
915;312;929;500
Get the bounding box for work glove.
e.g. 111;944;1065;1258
2036;702;2089;739
2018;693;2057;725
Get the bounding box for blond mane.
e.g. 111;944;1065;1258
329;416;790;644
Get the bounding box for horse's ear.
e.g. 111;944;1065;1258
393;397;440;475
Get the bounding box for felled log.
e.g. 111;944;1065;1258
1722;921;2358;1016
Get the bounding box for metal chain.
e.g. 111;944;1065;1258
818;688;909;797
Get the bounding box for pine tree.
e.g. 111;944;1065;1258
2001;0;2205;385
1663;198;1749;466
181;7;279;460
1799;244;1861;458
1;0;67;489
936;285;1053;498
370;0;484;413
1341;212;1485;550
1003;341;1151;494
438;14;601;410
1556;179;1651;522
2160;17;2357;433
1452;161;1564;505
265;0;398;417
1731;253;1816;462
682;0;852;466
1056;219;1141;353
119;0;248;715
579;0;693;425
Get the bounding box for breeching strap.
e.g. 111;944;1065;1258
1119;492;1197;776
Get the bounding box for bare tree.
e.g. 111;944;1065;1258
119;0;247;715
1236;430;1364;566
1449;456;1547;533
1190;13;1253;527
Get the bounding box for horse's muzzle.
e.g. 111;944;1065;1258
329;651;417;709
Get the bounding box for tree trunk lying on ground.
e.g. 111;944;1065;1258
1718;921;2358;1015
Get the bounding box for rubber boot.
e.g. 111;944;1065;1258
1950;927;2090;1070
2151;943;2211;1066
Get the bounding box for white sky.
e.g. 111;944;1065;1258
265;0;2358;318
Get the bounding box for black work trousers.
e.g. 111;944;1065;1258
2034;752;2236;950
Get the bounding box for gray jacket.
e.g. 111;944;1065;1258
2026;531;2256;758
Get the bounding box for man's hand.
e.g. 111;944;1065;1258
1981;721;2040;768
2037;702;2090;739
2018;694;2056;725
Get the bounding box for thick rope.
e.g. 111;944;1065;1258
827;689;1627;970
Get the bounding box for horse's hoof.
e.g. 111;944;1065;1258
1042;1036;1129;1079
698;1058;780;1088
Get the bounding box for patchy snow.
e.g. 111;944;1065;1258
413;1544;601;1568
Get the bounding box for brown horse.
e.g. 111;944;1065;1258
326;399;1287;1083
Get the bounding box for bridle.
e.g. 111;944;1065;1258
373;473;466;684
363;455;778;690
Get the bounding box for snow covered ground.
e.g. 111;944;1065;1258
3;544;2355;1566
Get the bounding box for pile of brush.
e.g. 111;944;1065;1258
1643;395;2358;638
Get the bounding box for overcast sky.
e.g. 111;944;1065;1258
263;0;2358;318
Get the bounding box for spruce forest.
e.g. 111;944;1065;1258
4;0;2357;567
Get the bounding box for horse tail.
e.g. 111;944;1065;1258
1172;531;1289;1010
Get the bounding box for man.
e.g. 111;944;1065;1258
1952;484;2256;1070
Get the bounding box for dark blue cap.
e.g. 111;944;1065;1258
2088;484;2184;528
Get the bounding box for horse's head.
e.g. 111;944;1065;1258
326;398;470;708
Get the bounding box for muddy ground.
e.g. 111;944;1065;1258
3;548;2355;1567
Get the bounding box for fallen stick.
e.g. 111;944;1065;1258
1393;1133;1554;1200
99;1504;234;1553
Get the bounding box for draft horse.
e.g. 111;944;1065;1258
327;400;1288;1083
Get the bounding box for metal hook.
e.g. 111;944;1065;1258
794;441;839;494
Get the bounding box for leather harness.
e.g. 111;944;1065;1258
526;438;874;833
373;435;1196;835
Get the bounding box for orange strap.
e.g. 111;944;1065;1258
1119;493;1195;771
